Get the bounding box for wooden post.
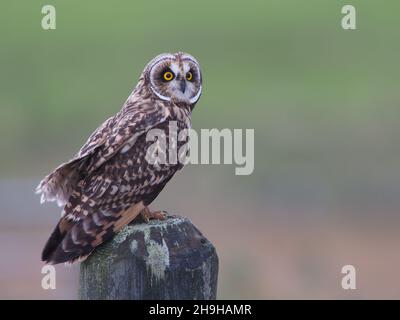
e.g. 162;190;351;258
78;215;218;300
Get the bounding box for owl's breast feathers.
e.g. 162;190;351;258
38;98;192;264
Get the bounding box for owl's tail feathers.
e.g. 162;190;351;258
41;217;91;265
41;223;65;263
41;218;93;265
42;202;146;265
41;218;76;264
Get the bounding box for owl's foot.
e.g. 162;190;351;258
140;207;167;223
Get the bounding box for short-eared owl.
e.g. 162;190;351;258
36;52;202;264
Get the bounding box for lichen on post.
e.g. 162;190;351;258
78;215;218;300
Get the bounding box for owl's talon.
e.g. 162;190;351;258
141;215;150;223
151;210;167;221
140;207;167;222
161;210;170;217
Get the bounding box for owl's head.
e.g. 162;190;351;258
143;52;202;105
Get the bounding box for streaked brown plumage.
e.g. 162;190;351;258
37;52;202;264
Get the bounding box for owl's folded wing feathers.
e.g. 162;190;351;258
36;108;168;207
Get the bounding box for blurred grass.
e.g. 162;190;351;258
0;0;399;209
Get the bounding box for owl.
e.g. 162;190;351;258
36;52;202;264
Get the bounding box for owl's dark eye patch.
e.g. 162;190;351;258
186;71;193;81
187;68;198;81
160;68;175;82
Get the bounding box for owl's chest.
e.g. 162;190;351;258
121;118;190;169
152;119;190;145
146;120;190;165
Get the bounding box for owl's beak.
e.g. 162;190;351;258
179;80;186;93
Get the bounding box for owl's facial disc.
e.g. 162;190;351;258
148;53;202;105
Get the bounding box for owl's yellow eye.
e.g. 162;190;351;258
163;71;174;81
186;71;193;81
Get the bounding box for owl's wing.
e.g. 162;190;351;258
41;107;172;264
84;110;167;173
35;115;115;206
36;105;168;207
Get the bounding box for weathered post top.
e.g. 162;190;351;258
79;215;218;300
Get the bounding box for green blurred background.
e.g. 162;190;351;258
0;0;399;299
